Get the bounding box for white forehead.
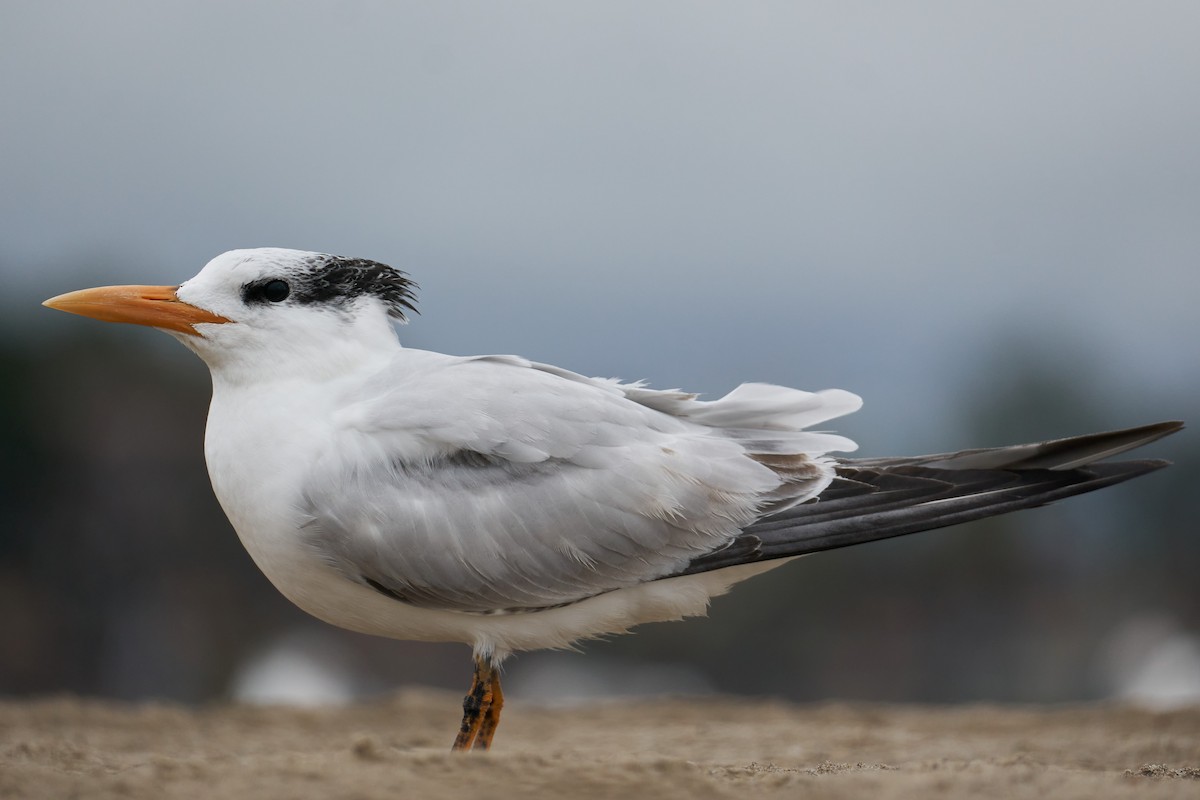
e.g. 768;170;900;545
179;248;325;311
198;247;323;280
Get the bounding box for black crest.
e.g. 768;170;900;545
292;255;419;320
240;254;419;320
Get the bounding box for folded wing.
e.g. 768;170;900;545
299;352;861;612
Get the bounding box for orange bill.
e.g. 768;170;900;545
43;285;231;337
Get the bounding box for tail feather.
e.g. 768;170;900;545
676;422;1181;578
849;420;1182;471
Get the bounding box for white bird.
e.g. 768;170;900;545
44;248;1179;751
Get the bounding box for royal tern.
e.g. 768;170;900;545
44;248;1180;751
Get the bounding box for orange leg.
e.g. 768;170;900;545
473;670;504;751
451;656;502;752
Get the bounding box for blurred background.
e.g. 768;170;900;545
2;2;1197;709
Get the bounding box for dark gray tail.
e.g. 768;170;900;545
679;421;1182;576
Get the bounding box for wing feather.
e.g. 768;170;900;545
678;423;1181;576
300;350;859;612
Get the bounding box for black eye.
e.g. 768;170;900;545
242;278;293;305
262;280;290;302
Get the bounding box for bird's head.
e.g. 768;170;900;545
44;248;418;381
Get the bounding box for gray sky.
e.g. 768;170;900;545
3;1;1197;450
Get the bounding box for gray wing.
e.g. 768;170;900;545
299;353;860;613
678;421;1181;576
302;448;764;613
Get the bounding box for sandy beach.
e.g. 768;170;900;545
2;691;1197;799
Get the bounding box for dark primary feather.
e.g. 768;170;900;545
678;421;1182;577
848;420;1181;471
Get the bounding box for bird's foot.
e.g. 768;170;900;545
451;656;504;752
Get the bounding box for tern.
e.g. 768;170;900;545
45;248;1180;752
